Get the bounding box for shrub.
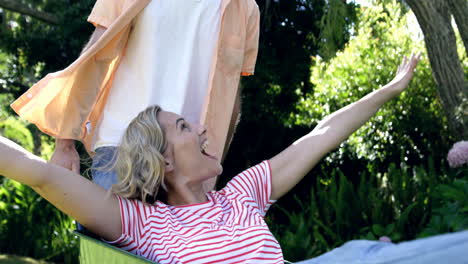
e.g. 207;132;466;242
269;160;466;262
0;118;34;152
0;179;78;263
0;118;78;263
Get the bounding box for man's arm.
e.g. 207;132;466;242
220;1;259;160
220;1;260;159
269;54;421;200
51;25;107;171
222;83;242;162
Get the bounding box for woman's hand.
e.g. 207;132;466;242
269;53;421;200
384;53;421;95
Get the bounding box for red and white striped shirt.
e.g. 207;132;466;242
107;161;284;263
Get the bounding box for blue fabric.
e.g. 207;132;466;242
77;146;118;232
91;146;118;190
296;230;468;264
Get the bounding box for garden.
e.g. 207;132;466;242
0;0;467;263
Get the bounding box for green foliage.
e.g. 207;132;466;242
0;178;78;263
0;49;46;104
0;118;34;152
290;1;451;170
0;0;95;70
318;0;357;60
0;110;71;262
418;170;468;237
0;3;88;260
0;118;76;262
0;254;51;264
268;161;467;261
0;0;95;106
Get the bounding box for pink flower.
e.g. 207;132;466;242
379;236;392;243
447;141;468;168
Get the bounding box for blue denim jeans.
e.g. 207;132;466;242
77;147;118;233
296;230;468;264
91;146;119;190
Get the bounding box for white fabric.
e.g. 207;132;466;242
94;0;222;150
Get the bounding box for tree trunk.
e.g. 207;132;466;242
448;0;468;53
0;0;59;24
405;0;468;140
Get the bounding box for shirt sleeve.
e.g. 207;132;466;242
241;1;260;76
225;161;276;217
103;196;151;254
87;0;125;28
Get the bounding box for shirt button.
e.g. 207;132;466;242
86;121;92;133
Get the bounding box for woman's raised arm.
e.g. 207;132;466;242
0;136;122;241
269;53;421;200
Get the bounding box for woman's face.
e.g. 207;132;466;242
158;111;223;182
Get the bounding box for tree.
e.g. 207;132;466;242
403;0;468;140
448;0;468;53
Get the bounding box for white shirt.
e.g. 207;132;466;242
94;0;222;150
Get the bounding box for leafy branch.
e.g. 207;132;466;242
0;0;59;24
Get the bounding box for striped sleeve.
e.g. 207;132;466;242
225;161;276;216
103;196;150;254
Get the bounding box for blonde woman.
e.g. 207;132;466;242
1;54;467;263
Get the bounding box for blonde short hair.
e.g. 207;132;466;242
111;105;168;204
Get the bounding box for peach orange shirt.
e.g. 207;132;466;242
11;0;260;158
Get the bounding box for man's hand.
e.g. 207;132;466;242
49;139;80;174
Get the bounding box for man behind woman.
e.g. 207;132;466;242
11;0;260;195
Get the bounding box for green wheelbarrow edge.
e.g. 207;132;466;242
74;231;293;263
74;231;157;263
